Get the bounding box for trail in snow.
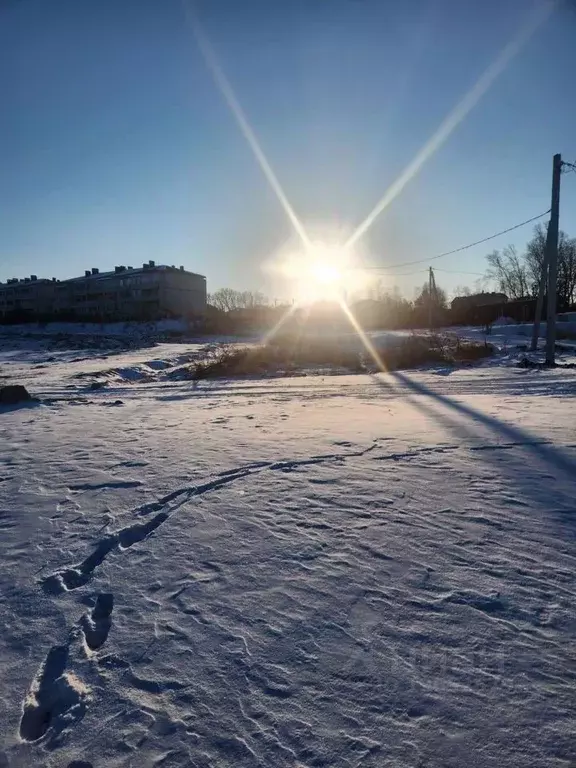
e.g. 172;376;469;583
40;443;380;594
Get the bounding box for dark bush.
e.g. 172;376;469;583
187;334;493;380
452;340;495;362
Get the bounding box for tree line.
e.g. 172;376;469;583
486;224;576;308
207;282;448;332
208;282;448;314
208;288;269;312
208;223;576;329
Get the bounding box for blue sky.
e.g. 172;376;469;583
1;0;576;301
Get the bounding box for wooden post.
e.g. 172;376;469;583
530;223;550;352
428;267;433;330
545;154;562;365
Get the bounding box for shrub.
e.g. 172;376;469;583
186;334;493;380
452;339;495;362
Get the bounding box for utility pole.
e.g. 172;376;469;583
428;267;434;330
530;223;550;352
545;153;562;365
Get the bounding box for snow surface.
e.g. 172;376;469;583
454;320;576;353
0;319;190;338
1;338;576;767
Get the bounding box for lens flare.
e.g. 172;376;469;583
182;0;312;252
261;302;298;345
338;299;388;373
345;0;555;250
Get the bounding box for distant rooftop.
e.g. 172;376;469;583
1;261;206;287
66;262;206;282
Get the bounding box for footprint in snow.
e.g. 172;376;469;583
19;644;89;744
80;593;114;652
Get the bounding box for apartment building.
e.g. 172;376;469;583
0;276;59;317
0;262;206;321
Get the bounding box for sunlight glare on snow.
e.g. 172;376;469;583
338;299;388;372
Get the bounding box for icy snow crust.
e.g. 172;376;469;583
0;333;575;766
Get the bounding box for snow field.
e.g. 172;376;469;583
0;343;575;767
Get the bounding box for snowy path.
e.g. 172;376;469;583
1;351;575;767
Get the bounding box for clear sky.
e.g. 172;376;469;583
1;0;576;302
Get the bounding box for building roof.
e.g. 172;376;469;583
1;264;206;288
451;292;507;308
66;265;206;283
0;277;55;287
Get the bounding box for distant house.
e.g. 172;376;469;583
450;292;507;313
450;292;509;326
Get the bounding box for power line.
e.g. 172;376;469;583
376;268;427;277
367;267;487;278
364;210;550;271
433;267;486;277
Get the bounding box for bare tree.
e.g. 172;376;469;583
486;245;529;299
208;288;268;312
239;290;269;309
524;223;547;295
414;281;447;310
208;288;239;312
473;276;491;294
525;224;576;309
559;239;576;308
453;285;472;299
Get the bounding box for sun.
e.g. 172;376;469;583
301;259;344;302
265;236;370;305
309;262;342;286
297;243;348;303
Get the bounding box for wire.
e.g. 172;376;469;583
364;209;550;271
433;267;486;276
374;268;428;277
362;266;486;278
